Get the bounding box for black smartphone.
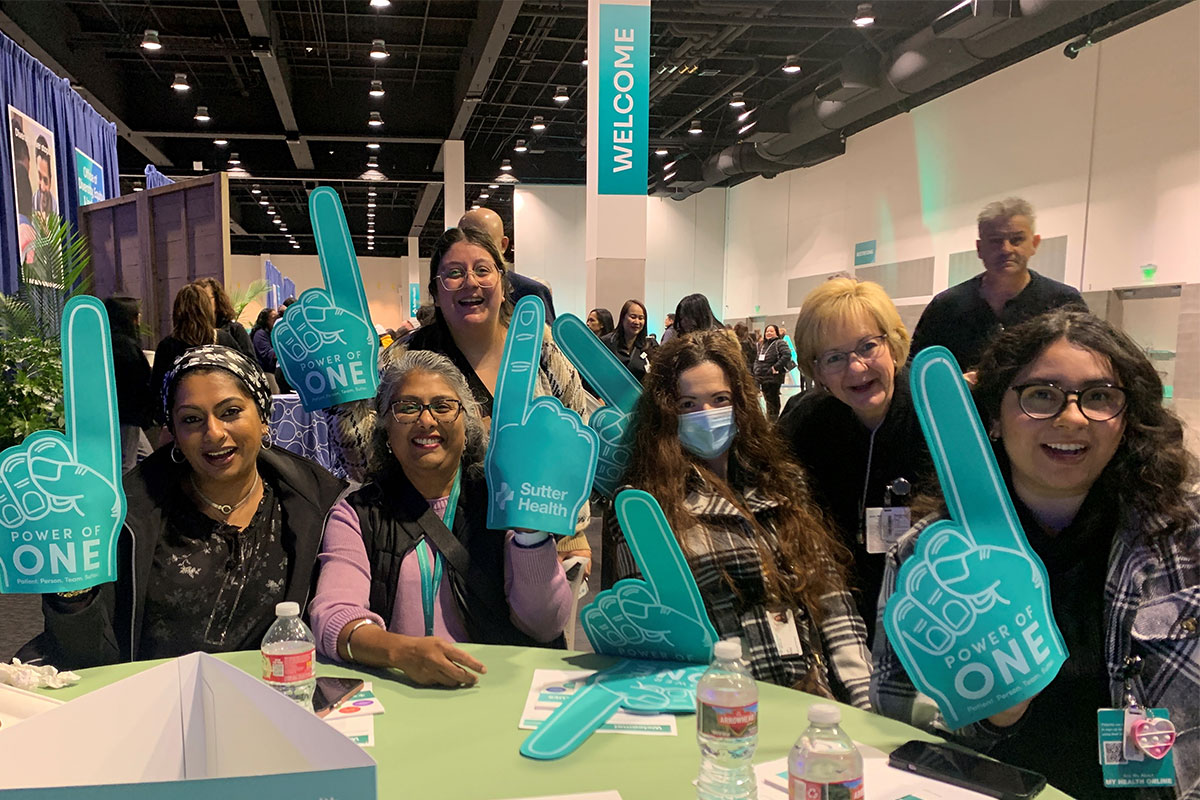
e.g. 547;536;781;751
312;676;364;718
888;740;1047;800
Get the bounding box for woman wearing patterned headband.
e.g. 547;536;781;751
36;345;347;669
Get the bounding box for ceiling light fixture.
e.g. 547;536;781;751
530;115;546;131
369;79;385;97
687;119;702;135
280;226;288;232
258;199;268;206
663;160;678;172
478;192;489;199
368;111;384;127
853;3;875;27
488;184;499;189
194;106;211;123
368;201;376;208
782;55;802;74
273;218;282;225
663;171;677;182
133;186;144;192
293;244;301;249
736;108;755;123
141;29;162;51
367;157;379;168
213;138;228;146
171;73;190;91
366;142;380;150
369;0;390;7
227;153;241;165
729;91;746;108
251;185;261;194
368;190;377;196
500;159;513;171
738;121;758;135
471;204;481;211
369;39;389;59
654;147;668;156
552;86;569;103
513;139;528;153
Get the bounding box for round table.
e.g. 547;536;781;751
49;646;1071;800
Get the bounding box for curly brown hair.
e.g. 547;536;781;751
623;330;852;621
195;277;238;326
171;283;216;347
973;310;1196;539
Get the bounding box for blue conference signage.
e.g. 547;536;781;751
597;1;649;196
73;149;105;206
854;239;876;266
409;283;420;317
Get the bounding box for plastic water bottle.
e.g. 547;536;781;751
697;638;758;800
788;703;864;800
261;601;316;710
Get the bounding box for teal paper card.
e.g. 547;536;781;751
552;313;643;498
272;187;379;411
582;490;718;664
485;296;599;536
0;296;125;593
520;659;705;760
884;346;1067;729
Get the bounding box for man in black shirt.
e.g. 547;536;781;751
909;198;1086;370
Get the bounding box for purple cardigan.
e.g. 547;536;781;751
309;498;572;660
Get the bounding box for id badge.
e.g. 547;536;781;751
864;507;911;554
1097;708;1176;789
768;609;804;657
757;353;766;361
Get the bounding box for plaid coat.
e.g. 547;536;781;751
610;476;872;709
871;493;1200;799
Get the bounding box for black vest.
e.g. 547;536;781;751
344;465;564;648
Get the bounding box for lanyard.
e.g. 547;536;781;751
415;468;461;637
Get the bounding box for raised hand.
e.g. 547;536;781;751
883;346;1066;729
581;490;718;664
552;313;642;498
520;658;705;760
271;187;379;411
484;296;599;536
0;297;125;593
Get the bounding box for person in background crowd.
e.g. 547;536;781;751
32;136;54;215
30;346;346;669
780;278;931;644
458;207;556;322
250;307;278;374
104;295;154;472
151;283;238;427
777;324;803;387
753;324;791;421
909;197;1086;370
673;293;721;335
613;331;871;704
873;310;1199;798
660;313;677;344
733;322;756;374
601;299;657;383
585;308;615;338
309;351;571;686
196;277;256;363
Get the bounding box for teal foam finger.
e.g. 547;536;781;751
309;186;371;321
62;297;122;488
553;314;642;412
492;296;545;430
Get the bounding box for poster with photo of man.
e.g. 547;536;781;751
9;106;57;265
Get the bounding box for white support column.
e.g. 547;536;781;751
443;139;466;230
586;0;650;314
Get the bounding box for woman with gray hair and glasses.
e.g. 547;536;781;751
309;350;573;687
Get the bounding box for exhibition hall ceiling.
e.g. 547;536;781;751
0;0;1158;256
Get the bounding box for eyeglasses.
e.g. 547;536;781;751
1010;383;1127;422
436;262;500;291
814;335;888;374
389;398;464;424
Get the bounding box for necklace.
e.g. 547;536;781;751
190;473;260;517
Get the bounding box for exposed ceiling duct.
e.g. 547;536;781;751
664;0;1116;199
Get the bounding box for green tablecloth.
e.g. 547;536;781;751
46;645;1070;800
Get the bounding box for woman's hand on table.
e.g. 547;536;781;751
338;622;487;688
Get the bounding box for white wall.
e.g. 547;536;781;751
514;185;727;336
722;2;1199;319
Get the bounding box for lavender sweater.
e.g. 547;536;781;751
309;498;572;660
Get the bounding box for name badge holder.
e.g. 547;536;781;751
1096;656;1176;789
864;477;912;555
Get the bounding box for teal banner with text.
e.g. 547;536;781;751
597;2;649;195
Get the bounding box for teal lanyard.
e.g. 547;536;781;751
415;469;461;637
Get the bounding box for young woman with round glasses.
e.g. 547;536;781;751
310;350;572;687
872;310;1199;798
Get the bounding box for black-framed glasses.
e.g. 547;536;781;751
436;263;500;291
389;398;464;424
1010;383;1127;422
814;335;888;374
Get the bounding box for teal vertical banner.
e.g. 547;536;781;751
409;283;420;317
597;2;649;196
73;149;104;206
854;239;876;266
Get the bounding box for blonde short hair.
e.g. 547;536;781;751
793;278;910;381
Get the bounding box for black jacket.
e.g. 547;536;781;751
753;338;791;385
111;332;153;429
346;464;564;648
778;373;933;642
600;330;657;382
37;446;346;669
220;319;257;364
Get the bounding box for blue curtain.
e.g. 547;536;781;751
144;164;173;189
0;31;120;295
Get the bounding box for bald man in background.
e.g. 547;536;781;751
459;208;557;322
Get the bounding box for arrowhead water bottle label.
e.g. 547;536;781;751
789;776;864;800
699;700;758;739
262;646;315;683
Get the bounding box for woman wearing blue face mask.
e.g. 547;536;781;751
610;331;872;703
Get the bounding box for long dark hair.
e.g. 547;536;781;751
588;307;615;337
674;293;719;334
427;227;514;327
172;283;216;347
623;330;851;622
616;299;648;348
195;277;237;327
104;295;140;340
973;310;1196;539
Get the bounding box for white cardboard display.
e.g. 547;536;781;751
0;652;376;800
